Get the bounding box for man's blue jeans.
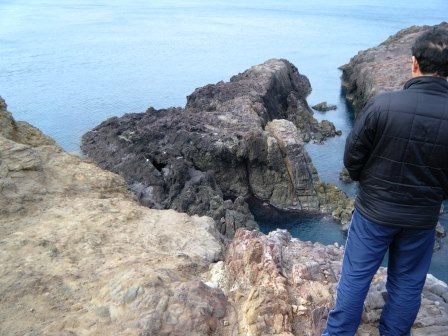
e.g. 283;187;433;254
322;209;435;336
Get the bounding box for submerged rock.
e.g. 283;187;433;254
312;101;337;112
82;59;348;234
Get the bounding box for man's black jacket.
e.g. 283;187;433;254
344;76;448;229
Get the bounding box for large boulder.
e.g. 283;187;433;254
82;59;347;235
340;22;448;114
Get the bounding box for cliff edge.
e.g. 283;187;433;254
0;97;228;335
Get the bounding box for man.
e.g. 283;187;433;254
323;27;448;336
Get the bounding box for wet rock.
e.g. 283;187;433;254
294;99;341;142
312;101;337;112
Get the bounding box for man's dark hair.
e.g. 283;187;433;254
411;27;448;77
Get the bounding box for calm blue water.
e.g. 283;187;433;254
1;0;447;281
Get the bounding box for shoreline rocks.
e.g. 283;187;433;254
2;77;447;335
340;22;448;114
82;59;349;233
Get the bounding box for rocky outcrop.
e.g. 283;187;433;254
0;98;55;148
206;229;448;336
340;22;448;113
2;98;446;335
0;98;231;335
82;59;347;234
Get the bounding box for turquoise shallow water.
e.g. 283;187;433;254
1;0;447;282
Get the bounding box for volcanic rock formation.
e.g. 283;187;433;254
82;59;348;235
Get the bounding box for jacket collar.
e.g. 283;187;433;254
404;76;448;93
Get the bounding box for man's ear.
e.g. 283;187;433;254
411;56;420;76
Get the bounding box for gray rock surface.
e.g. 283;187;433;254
312;101;337;112
82;59;349;233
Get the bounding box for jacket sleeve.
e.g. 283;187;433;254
343;98;379;181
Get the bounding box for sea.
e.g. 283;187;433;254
1;0;447;282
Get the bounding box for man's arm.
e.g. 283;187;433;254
343;99;379;181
